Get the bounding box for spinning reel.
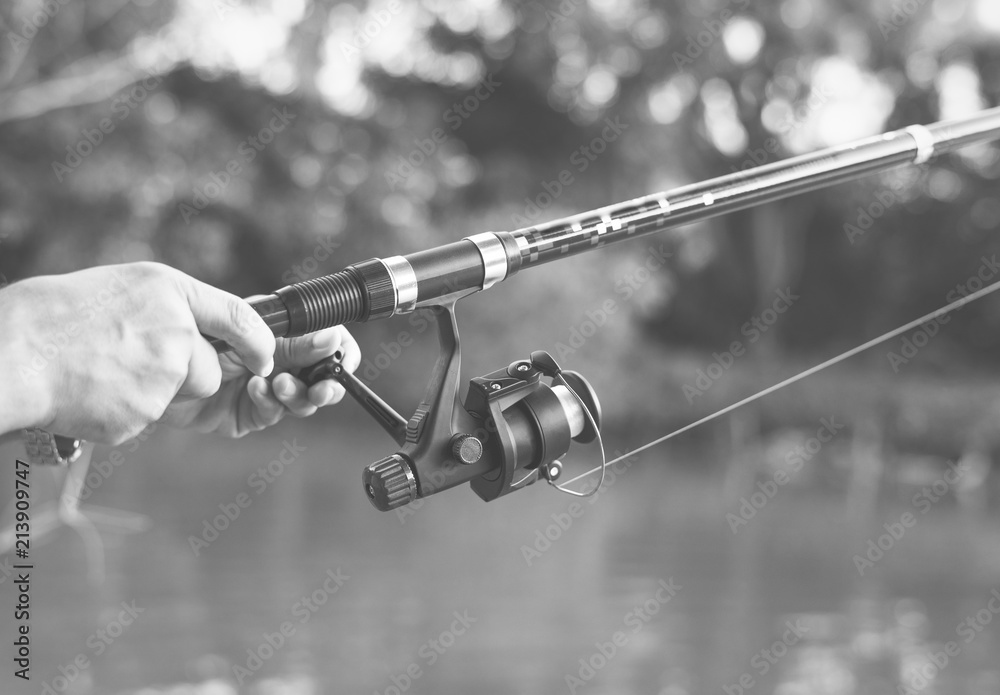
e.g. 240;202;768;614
302;299;604;512
219;108;1000;512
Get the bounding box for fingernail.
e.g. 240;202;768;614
277;380;294;397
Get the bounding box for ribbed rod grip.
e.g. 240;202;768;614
210;266;373;352
277;268;368;335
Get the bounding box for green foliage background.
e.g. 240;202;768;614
2;0;1000;427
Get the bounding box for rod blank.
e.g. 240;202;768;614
223;106;1000;349
509;107;1000;268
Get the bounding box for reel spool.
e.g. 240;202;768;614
302;302;604;512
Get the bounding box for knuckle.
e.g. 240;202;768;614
131;261;173;282
144;396;171;425
231;411;266;438
105;431;131;447
228;299;258;337
202;371;223;398
103;418;145;447
295;405;317;418
154;333;190;373
189;376;220;400
87;420;118;446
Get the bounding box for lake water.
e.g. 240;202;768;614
2;416;1000;695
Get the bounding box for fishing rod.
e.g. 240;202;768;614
217;106;1000;512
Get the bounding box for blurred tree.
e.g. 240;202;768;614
2;0;1000;376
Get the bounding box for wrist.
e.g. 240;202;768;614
0;281;54;434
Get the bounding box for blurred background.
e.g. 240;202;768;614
3;0;1000;692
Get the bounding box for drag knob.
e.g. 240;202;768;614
363;455;417;511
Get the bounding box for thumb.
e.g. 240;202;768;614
178;275;276;377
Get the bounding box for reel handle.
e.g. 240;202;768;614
299;352;408;445
296;301;604;512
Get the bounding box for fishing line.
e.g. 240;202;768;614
274;109;1000;510
559;277;1000;489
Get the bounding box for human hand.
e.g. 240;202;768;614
0;262;353;444
159;324;360;437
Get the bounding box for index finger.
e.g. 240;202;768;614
179;275;276;377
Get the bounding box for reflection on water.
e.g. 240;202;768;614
2;416;1000;695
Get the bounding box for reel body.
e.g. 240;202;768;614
302;302;602;512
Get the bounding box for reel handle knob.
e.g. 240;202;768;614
363;454;417;511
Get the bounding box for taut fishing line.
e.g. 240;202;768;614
560;278;1000;489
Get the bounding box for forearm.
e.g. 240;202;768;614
0;281;51;435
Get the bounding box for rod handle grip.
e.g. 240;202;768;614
209;294;292;353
